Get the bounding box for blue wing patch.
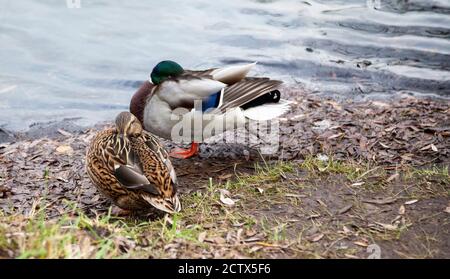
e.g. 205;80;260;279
202;91;221;112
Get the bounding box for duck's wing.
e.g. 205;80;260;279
115;133;180;213
185;62;256;85
114;164;160;195
113;140;163;196
156;62;258;110
141;131;177;185
215;77;283;113
155;74;226;109
139;132;181;213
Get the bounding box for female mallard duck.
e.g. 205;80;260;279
130;61;291;159
86;111;181;214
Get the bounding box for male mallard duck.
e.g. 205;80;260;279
86;111;181;214
130;61;291;159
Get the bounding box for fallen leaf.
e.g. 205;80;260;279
255;242;281;248
203;223;214;229
404;199;418;205
398;205;405;215
420;144;431;151
316;199;327;207
386;173;399;183
353;241;369;247
90;195;100;203
57;129;73;137
444;207;450;214
218;173;232;180
213;237;226;245
327;133;343;140
245;229;257;237
362;197;397;205
401;154;414;161
249;245;263;253
318;166;328;172
374;222;398;231
392;215;402;223
325;100;342;110
219;189;236;206
307;213;321;219
285;193;306;198
379;142;390;149
313;120;332;131
232;222;245;227
164;243;180;251
343;226;352;235
57;177;69;183
256;187;264;194
244;235;264;243
308;233;324;242
235;228;243;244
198;232;207;243
219;188;230;196
431;144;438;152
344;254;359;259
56;145;73;155
384;126;396;132
338;204;353;214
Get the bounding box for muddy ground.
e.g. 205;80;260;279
0;86;449;258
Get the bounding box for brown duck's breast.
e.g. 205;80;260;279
129;81;155;124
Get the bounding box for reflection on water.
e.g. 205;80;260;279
0;0;449;130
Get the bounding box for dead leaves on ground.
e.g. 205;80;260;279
279;89;450;166
0;129;108;216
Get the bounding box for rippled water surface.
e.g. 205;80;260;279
1;0;449;130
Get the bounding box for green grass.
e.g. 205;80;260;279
404;165;449;188
300;155;382;181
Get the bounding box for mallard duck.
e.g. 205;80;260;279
86;111;181;214
130;61;291;159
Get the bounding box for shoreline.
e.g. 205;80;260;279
1;84;449;143
2;86;449;165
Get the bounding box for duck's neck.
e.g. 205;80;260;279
129;81;155;124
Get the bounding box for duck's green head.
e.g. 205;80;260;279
150;60;184;85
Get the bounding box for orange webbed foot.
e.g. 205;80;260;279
169;142;199;159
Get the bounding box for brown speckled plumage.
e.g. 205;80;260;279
86;111;180;214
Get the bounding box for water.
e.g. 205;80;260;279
0;0;449;131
